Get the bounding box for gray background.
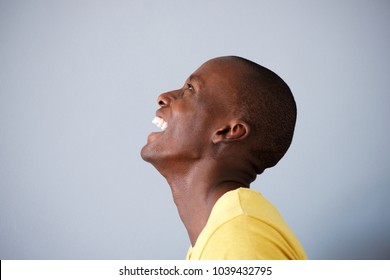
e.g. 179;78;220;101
1;0;389;259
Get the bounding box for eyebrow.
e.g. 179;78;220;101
187;74;204;89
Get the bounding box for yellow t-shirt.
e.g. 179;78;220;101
186;188;307;260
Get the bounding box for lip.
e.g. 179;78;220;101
146;109;169;143
156;108;168;122
154;109;169;130
147;131;163;143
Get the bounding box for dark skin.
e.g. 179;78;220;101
141;57;258;246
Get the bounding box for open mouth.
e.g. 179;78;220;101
152;116;168;131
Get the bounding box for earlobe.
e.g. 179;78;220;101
211;120;250;144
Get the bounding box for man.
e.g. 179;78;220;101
140;56;307;260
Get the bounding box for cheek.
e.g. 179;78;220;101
165;119;210;157
168;100;217;151
175;111;212;138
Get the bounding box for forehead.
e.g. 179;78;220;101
186;60;248;114
188;59;244;90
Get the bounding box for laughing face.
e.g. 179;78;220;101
140;58;243;173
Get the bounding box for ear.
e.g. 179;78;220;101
211;120;250;144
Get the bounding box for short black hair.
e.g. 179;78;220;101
230;56;297;174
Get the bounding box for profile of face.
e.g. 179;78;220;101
141;58;244;171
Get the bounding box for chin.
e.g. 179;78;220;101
140;144;163;166
140;144;152;163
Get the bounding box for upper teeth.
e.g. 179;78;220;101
152;116;168;131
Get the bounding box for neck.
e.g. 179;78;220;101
160;159;252;246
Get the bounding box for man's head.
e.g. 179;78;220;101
141;56;296;178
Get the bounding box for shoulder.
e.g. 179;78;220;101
192;188;307;260
200;215;297;259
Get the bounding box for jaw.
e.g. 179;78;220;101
141;112;213;175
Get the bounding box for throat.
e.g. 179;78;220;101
175;195;211;247
163;160;251;246
169;179;245;246
168;182;211;246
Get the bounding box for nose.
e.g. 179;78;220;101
157;91;175;107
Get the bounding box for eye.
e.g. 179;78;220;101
180;83;194;97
